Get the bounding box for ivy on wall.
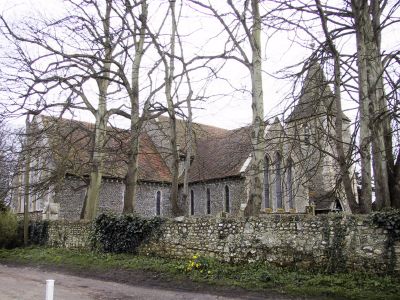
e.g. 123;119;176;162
91;213;163;253
322;215;348;274
370;209;400;273
28;220;49;245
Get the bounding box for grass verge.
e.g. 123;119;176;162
0;247;399;300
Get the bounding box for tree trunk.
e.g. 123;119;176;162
123;124;140;213
315;0;359;213
351;0;373;213
392;151;400;208
370;1;395;200
82;2;112;220
23;115;31;246
244;0;265;216
166;0;182;216
352;0;391;210
182;89;193;208
123;0;147;213
83;111;108;220
364;2;391;209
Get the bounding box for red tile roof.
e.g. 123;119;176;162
38;115;171;182
35;114;253;184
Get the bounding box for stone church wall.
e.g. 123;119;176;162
181;178;246;216
46;214;399;274
55;176;246;220
55;178;171;220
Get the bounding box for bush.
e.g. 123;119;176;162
0;211;18;248
91;213;163;253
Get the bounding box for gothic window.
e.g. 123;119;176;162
275;152;283;209
190;189;194;215
36;197;42;211
156;191;161;216
264;155;270;208
225;185;230;213
206;188;211;215
287;159;294;209
303;123;310;144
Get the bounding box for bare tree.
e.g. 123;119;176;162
120;0;149;214
315;0;359;212
189;0;266;216
268;0;400;212
1;0;135;219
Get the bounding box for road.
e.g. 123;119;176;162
0;264;314;300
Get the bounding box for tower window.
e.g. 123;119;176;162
264;155;270;208
287;159;294;209
275;152;283;209
303;124;310;144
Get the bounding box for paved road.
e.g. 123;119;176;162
0;264;311;300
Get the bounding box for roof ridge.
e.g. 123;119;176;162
39;114;130;133
157;115;230;133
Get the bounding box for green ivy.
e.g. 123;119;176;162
370;209;400;273
322;215;348;274
15;220;50;247
91;213;163;254
28;220;49;245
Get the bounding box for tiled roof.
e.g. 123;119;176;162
36;114;253;184
38;115;171;182
152;116;252;182
188;126;252;182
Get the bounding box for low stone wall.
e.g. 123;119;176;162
45;214;399;273
47;220;92;249
16;211;43;221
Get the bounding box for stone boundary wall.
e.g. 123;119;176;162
47;220;92;249
16;211;43;221
45;214;399;273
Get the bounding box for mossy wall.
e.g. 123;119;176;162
46;214;400;273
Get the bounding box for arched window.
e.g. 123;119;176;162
206;188;211;215
303;123;310;144
225;185;230;213
275;152;283;209
264;155;270;208
287;159;294;209
156;191;161;216
190;189;194;215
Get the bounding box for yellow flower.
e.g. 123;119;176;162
193;255;198;259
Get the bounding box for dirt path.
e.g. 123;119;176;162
0;264;315;300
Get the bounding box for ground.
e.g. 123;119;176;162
0;263;317;300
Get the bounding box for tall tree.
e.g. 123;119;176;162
189;0;266;216
269;0;400;212
315;0;359;212
121;0;149;214
1;0;130;219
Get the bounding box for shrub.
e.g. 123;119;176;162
91;213;163;253
0;210;18;248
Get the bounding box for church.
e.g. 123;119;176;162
11;63;355;220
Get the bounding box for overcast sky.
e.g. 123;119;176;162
1;0;399;130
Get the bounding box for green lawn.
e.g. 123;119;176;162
0;247;399;300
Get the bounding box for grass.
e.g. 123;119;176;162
0;247;399;300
